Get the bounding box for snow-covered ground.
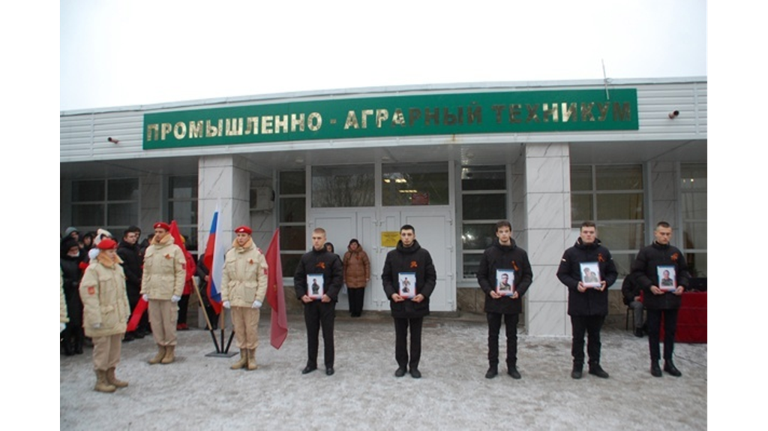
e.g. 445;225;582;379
60;313;706;430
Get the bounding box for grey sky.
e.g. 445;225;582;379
60;0;706;111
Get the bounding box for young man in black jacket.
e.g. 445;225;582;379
117;226;144;341
294;228;343;376
557;221;618;379
631;221;689;378
476;220;533;379
382;224;436;378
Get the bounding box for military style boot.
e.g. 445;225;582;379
149;345;166;365
161;345;175;364
106;367;128;388
94;370;116;393
247;349;258;371
231;349;247;370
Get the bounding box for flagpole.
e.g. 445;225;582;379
192;277;220;353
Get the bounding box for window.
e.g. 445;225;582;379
168;176;198;253
311;165;374;207
382;163;449;206
570;165;644;278
681;163;707;277
461;166;507;278
71;178;139;235
279;171;306;276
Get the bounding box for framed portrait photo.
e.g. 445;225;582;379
579;262;602;289
307;274;325;300
495;269;515;296
657;266;677;292
398;272;416;299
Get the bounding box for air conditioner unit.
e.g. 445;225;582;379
252;187;274;211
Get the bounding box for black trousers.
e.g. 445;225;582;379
177;294;191;325
394;316;424;369
487;312;519;368
304;301;336;368
570;315;605;366
646;308;679;362
348;287;365;316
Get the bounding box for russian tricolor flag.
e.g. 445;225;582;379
203;206;224;314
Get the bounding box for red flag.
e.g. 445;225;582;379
126;298;147;332
202;209;223;314
265;228;288;349
169;221;197;295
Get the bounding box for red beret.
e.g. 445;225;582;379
235;226;252;235
97;238;118;250
154;222;171;231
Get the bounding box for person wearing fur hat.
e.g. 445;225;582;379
221;226;269;371
140;222;186;365
343;239;370;317
60;237;85;355
79;239;131;393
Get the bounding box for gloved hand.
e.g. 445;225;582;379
92;323;102;329
223;301;231;309
142;294;149;302
60;322;66;333
171;295;181;302
252;300;262;309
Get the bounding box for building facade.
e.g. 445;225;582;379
60;78;707;336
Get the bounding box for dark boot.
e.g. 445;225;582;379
588;363;609;378
664;360;682;377
62;337;74;356
571;364;583;379
651;361;662;377
485;365;498;379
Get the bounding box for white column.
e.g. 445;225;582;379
198;155;251;249
524;143;572;336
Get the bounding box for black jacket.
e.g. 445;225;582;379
60;253;83;324
294;247;343;302
630;242;690;310
476;239;533;315
60;254;82;299
621;272;642;306
117;240;143;294
557;238;618;316
382;240;437;318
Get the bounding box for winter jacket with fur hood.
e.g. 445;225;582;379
221;238;269;307
79;253;130;337
140;234;186;300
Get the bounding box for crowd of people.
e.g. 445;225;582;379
62;218;690;393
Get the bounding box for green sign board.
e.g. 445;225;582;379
143;89;638;150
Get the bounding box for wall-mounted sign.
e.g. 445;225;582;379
381;231;401;248
144;89;638;149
